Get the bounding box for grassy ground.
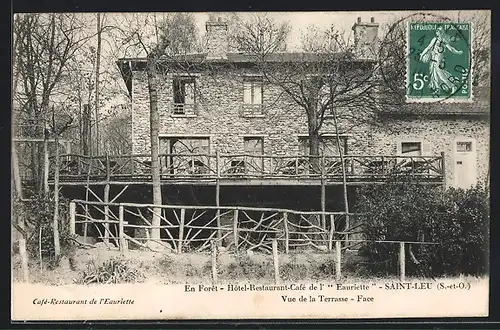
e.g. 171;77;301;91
12;247;369;285
11;247;487;285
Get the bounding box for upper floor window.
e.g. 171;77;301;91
242;77;264;117
173;76;196;116
243;77;263;105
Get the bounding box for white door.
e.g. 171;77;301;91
454;140;477;189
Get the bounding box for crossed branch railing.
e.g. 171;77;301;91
50;152;445;182
69;199;360;254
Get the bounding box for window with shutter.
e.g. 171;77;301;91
172;77;197;115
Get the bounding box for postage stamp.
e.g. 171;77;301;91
406;22;473;103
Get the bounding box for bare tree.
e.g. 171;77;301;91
117;13;201;240
239;17;390;236
13;13;94;192
230;13;291;54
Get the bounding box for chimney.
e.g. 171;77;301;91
352;17;379;60
205;17;228;60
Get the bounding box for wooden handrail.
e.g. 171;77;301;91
71;198;359;216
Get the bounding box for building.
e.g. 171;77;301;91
113;16;489;211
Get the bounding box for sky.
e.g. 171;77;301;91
187;10;489;51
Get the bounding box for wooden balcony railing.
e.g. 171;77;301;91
49;152;445;183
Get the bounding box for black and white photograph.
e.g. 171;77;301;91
11;10;490;320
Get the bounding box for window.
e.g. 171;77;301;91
244;137;264;155
456;141;472;152
161;137;210;175
243;137;264;173
401;142;422;156
173;77;196;115
298;136;347;156
243;78;263;105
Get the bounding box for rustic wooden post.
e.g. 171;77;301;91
335;240;342;281
328;214;335;251
399;242;406;281
269;155;273;176
381;155;385;174
215;149;222;244
69;201;76;235
320;155;326;230
211;239;218;285
283;212;289;254
441;151;446;189
344;214;350;249
84;155;93;240
178;208;185;254
104;153;110;244
233;209;239;252
118;205;125;252
272;239;280;285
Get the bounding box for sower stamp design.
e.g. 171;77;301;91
406;22;473;103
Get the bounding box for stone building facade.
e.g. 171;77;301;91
118;17;490;190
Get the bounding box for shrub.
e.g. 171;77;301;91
17;194;73;268
221;255;274;279
76;258;145;284
356;182;489;277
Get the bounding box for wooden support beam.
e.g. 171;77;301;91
233;209;239;253
69;202;76;235
328;214;335;251
215;149;221;245
272;239;280;285
178;208;185;254
118;205;127;252
335;240;342;281
211;239;218;285
399;242;406;281
104;153;110;244
283;212;289;254
320;155;326;230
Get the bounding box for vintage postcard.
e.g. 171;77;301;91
11;10;490;321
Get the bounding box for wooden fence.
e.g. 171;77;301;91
69;200;437;282
69;199;359;254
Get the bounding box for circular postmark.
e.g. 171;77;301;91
378;12;473;104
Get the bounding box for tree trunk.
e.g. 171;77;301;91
306;105;321;173
52;111;61;258
42;129;49;195
331;109;350;247
146;56;162;240
94;13;102;156
12;143;29;282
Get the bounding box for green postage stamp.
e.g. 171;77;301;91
406;22;473;102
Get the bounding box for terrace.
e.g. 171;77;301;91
49;152;445;186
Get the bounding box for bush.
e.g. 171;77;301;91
356;182;489;277
76;258;145;284
20;194;73;268
221;255;274;279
